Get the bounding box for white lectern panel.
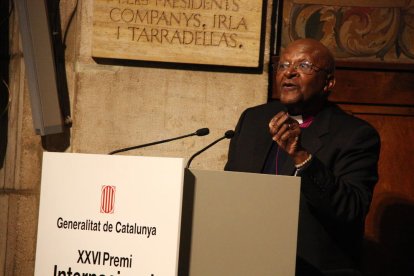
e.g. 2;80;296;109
35;152;184;276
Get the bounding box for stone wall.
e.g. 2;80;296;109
0;0;274;274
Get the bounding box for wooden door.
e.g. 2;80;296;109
335;67;414;276
358;114;414;276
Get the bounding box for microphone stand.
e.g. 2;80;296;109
109;128;209;155
186;130;234;168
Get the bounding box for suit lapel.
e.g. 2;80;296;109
252;133;273;173
252;101;285;173
302;104;332;153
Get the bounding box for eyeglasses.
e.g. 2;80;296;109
273;60;329;75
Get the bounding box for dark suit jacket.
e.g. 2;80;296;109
225;101;380;275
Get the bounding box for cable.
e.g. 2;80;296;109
62;0;79;49
0;79;11;119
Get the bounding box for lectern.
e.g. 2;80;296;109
35;153;300;276
180;169;300;276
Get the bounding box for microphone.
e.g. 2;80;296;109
109;128;210;155
186;130;235;168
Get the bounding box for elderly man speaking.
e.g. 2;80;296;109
225;39;380;276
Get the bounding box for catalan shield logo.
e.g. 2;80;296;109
100;185;116;214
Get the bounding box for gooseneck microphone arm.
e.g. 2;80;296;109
109;128;210;155
186;130;235;168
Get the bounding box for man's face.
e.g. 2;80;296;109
276;42;333;112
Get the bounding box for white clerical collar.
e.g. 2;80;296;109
289;114;303;124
